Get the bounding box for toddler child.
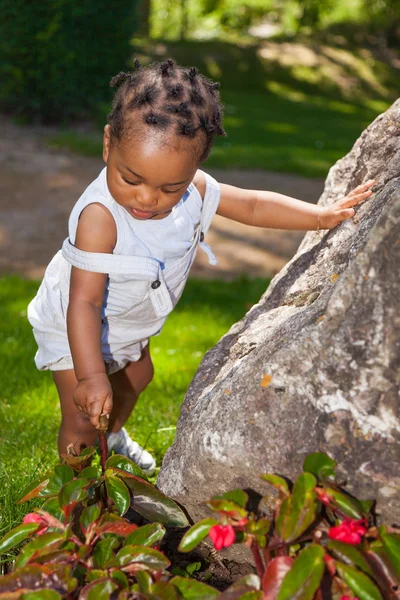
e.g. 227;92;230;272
28;58;374;475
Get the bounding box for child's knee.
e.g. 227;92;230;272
61;412;95;436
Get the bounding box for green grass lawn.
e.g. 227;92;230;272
47;35;399;178
0;274;269;551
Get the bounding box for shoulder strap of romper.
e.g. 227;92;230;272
198;171;220;266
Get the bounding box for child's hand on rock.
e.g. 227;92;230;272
320;179;375;230
73;373;113;429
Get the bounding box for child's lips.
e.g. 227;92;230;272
129;207;156;219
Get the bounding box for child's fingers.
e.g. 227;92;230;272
343;189;373;207
87;400;104;429
347;179;375;198
102;395;113;420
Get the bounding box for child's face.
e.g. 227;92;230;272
103;125;200;220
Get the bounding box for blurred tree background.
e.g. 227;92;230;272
0;0;399;175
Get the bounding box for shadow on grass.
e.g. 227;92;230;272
46;34;399;177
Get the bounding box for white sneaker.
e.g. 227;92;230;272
106;427;156;475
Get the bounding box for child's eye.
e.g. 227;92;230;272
162;189;180;195
122;178;139;186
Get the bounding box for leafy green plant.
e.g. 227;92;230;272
2;449;400;598
179;452;400;599
0;444;200;599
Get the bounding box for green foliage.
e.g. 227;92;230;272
180;451;400;598
0;0;139;122
1;445;400;598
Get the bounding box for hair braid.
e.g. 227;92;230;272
107;58;226;163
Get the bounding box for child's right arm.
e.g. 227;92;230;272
67;203;117;429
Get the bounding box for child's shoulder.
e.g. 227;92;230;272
192;169;207;201
192;169;221;203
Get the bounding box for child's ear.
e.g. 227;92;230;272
103;125;111;163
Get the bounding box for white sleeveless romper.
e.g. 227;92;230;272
27;167;220;374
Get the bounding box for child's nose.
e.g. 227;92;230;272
137;188;158;207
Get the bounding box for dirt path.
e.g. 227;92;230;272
0;115;325;280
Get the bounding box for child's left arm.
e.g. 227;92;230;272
216;179;375;230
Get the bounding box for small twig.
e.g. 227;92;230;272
98;414;109;474
203;542;231;575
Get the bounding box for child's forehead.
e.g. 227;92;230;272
116;133;199;182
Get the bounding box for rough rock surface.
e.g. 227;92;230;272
157;99;400;529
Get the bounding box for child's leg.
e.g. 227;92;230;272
107;343;154;433
53;369;98;456
53;345;154;456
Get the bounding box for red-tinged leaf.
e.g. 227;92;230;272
363;546;400;598
62;500;78;522
277;544;325;600
106;454;147;478
178;519;219;553
80;504;101;533
136;569;152;592
303;453;337;481
78;466;100;479
123;523;165;547
93;537;119;569
37;510;65;531
58;478;90;508
324;487;363;519
0;564;75;595
0;523;39;554
40;498;64;523
275;473;317;543
105;475;130;516
32;550;74;565
262;557;294;599
86;569;108;582
336;562;383;600
216;490;249;509
79;578;119;600
18;477;51;504
151;581;180;599
60;446;96;472
247;518;271;536
40;465;74;497
110;569;129;589
170;576;219;599
206;498;248;521
20;591;62;599
380;532;400;578
123;476;189;527
96;521;138;537
15;532;66;568
260;475;290;496
117;544;170;571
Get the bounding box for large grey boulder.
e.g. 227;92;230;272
157;99;400;527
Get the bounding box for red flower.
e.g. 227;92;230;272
328;518;368;545
23;513;48;536
340;596;358;600
209;524;236;551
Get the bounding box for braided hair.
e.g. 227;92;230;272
107;58;226;163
